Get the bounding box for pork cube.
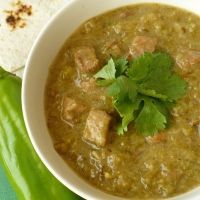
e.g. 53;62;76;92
74;46;99;73
129;36;157;57
83;110;111;147
61;96;86;124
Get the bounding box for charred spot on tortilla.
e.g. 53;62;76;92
4;0;32;30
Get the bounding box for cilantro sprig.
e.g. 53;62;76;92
94;52;187;136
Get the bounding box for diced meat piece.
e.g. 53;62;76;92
61;96;86;124
83;110;111;147
74;46;99;73
176;50;200;73
129;36;157;57
145;133;167;144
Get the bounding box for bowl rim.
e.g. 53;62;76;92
22;0;200;200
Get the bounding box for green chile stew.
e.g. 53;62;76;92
45;4;200;199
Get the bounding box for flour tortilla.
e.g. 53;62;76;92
0;0;67;72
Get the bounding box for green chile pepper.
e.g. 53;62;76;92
0;67;82;200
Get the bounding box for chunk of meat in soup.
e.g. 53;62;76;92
74;46;99;73
176;50;200;74
83;109;111;147
129;36;157;57
61;96;86;125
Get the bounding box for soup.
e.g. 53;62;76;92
45;4;200;199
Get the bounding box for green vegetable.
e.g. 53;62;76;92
94;52;187;136
0;67;81;200
94;58;116;86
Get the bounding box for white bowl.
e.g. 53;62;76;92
22;0;200;199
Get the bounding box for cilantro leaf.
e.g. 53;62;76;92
126;53;152;82
138;87;167;100
150;52;172;70
107;76;137;102
127;52;172;82
153;100;172;126
94;52;187;136
115;100;135;135
114;58;128;77
137;52;187;101
114;98;142;135
94;58;129;86
135;98;167;136
94;58;116;86
141;68;187;101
